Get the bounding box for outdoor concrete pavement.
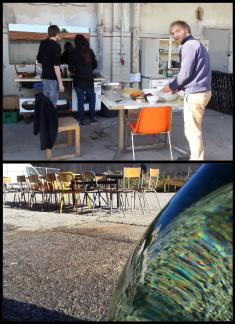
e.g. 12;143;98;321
3;192;174;321
3;109;232;160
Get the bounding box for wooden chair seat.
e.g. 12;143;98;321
47;117;80;160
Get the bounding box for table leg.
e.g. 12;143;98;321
113;110;126;160
116;178;120;208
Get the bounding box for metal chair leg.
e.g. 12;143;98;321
167;131;173;160
131;132;135;160
110;192;113;216
120;193;126;217
137;192;145;215
143;191;152;213
153;189;162;209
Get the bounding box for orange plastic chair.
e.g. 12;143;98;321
128;106;173;160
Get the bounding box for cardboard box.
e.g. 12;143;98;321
3;96;19;110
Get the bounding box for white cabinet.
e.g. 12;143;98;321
158;38;180;77
141;77;174;90
141;38;209;79
140;38;160;78
141;38;180;78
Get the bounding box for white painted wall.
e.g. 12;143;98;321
3;2;233;95
139;3;233;36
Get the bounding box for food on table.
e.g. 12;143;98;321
122;87;140;98
130;90;144;100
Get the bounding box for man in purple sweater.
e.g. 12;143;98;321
161;21;212;160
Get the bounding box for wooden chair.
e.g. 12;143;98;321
96;174;126;216
14;175;29;206
47;117;80;160
80;171;108;215
44;173;60;207
3;177;13;204
163;176;185;192
57;172;77;213
28;175;46;211
128;106;173;160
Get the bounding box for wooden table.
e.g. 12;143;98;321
100;95;187;160
73;173;123;208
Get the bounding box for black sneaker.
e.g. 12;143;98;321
89;119;99;125
80;120;90;126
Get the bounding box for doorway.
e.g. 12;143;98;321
203;28;230;72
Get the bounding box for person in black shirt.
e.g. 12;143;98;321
68;34;98;125
37;25;64;107
61;41;74;65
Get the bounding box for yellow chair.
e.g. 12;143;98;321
139;168;162;212
3;177;13;204
80;171;106;215
57;172;77;213
122;167;145;214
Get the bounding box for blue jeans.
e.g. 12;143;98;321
75;86;96;122
42;79;59;108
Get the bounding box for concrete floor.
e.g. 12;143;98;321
3;192;174;321
3;109;232;161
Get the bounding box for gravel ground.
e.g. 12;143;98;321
3;192;174;321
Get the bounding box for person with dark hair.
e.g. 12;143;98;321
37;25;64;107
68;34;98;125
161;21;212;161
61;41;74;64
140;163;148;175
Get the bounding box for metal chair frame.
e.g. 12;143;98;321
139;169;162;212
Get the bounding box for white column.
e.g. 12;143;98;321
131;3;140;88
97;3;104;75
111;3;121;81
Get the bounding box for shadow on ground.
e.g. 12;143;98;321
2;298;84;321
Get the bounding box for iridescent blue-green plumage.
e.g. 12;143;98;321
107;164;233;321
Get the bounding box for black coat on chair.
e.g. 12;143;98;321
34;93;58;150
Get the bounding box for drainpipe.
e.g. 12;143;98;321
131;3;140;88
97;3;104;75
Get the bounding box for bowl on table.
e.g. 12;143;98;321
159;92;177;102
146;95;159;104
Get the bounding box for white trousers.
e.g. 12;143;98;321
184;91;212;160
